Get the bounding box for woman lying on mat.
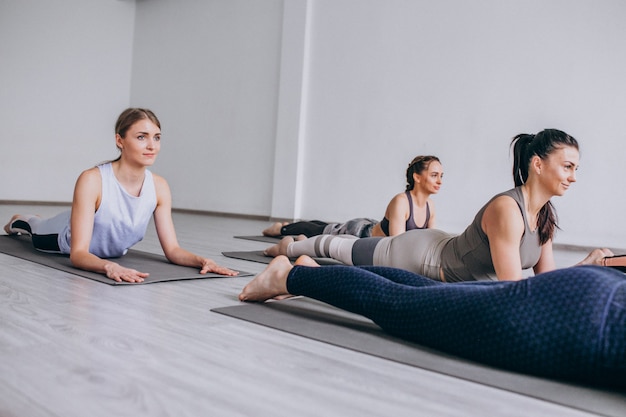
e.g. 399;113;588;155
262;155;443;238
3;108;238;283
239;256;626;387
264;129;612;281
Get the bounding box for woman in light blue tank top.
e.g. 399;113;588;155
264;129;613;281
4;108;239;283
262;155;443;238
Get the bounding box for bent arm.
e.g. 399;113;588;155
153;175;237;276
481;196;526;281
68;168;148;282
533;241;556;275
384;193;410;236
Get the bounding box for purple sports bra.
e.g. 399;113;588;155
379;191;430;236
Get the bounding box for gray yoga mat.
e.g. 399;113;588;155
222;250;343;266
212;297;626;417
234;235;282;244
0;235;252;285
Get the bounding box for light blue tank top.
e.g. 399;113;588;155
58;163;157;257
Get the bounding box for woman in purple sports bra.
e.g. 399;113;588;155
370;155;442;237
263;129;613;282
262;155;443;238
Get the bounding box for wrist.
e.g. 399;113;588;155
103;261;117;274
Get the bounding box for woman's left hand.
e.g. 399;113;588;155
200;258;239;276
576;248;614;266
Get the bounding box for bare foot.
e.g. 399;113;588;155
239;255;293;302
263;236;294;257
4;214;35;235
262;222;289;237
295;255;320;267
269;256;320;300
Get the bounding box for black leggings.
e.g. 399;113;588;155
286;264;626;387
281;220;328;237
11;218;61;252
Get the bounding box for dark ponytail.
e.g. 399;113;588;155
511;133;535;187
510;129;579;244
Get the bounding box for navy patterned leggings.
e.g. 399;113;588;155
286;264;626;387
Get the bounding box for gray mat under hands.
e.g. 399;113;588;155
0;235;252;285
222;250;343;266
212;297;626;417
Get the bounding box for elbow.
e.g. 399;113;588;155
161;246;181;264
69;251;78;266
69;249;87;268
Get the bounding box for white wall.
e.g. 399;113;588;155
296;0;626;248
130;0;283;216
2;0;626;248
0;0;136;202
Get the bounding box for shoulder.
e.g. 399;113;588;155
482;194;524;231
483;188;522;211
484;194;520;215
385;192;411;213
388;192;410;206
151;172;168;188
73;167;102;206
151;173;171;201
76;166;102;186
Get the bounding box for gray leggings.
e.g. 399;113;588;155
22;211;70;253
285;229;453;281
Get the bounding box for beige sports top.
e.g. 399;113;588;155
440;187;542;282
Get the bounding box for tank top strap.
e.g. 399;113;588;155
423;202;430;228
405;191;421;230
405;191;414;219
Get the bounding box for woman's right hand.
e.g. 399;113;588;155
576;248;614;266
104;262;149;283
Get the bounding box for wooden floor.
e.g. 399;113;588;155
0;204;603;417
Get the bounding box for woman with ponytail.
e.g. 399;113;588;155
262;155;443;238
264;129;611;281
241;130;624;385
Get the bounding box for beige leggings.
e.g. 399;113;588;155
285;229;454;281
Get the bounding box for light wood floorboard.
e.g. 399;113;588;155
0;204;602;417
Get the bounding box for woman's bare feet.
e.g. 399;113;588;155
263;234;309;257
262;222;289;237
269;256;320;300
263;236;294;257
239;255;293;302
294;255;320;267
4;214;36;235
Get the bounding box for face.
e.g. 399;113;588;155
116;119;161;167
535;145;579;196
413;161;443;194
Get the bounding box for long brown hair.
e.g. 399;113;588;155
510;129;579;244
